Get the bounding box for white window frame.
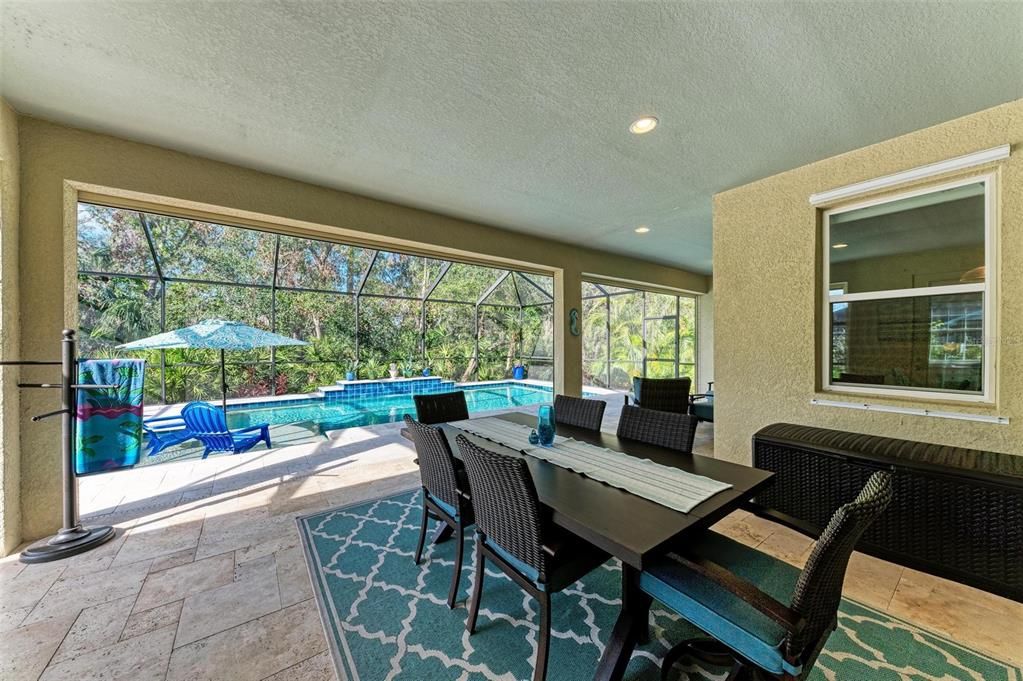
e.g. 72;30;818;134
821;172;997;403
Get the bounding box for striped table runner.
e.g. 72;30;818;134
450;417;731;513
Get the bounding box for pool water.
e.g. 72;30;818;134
226;382;586;432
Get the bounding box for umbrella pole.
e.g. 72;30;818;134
220;349;228;416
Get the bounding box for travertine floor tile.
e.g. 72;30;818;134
753;524;814;567
166;599;325;681
275;545;313;608
51;594;135;664
134;552;235;613
0;612;77;681
888;567;1023;665
174;553;281;647
710;510;777;547
0;562;67;613
23;560;150;625
122;600;183;641
150;547;198;573
111;519;203;567
262;651;334;681
0;604;32;633
39;624;175;681
841;551;904;610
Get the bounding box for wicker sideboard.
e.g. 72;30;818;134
751;423;1023;602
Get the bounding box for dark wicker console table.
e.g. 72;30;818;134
750;423;1023;602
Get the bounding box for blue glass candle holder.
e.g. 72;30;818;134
537;405;556;447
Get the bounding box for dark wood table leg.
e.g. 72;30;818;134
431;523;454;544
593;564;649;681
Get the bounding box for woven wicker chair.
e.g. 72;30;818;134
403;416;474;608
553;394;606;431
616;405;698;454
631;377;692;414
643;471;894;681
456;435;610;681
413;391;469;425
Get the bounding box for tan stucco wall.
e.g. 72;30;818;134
13;115;708;542
713;99;1023;464
0;100;22;555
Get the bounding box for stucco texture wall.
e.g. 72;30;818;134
0;100;21;554
13;115;708;542
713;99;1023;464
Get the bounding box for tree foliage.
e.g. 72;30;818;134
77;204;555;403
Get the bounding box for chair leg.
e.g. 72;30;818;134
447;520;464;609
414;498;429;566
533;590;552;681
465;540;485;634
202;447;211;460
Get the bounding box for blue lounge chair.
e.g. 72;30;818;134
143;414;198;456
181;402;272;459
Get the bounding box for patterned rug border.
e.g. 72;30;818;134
297;488;1022;681
297;486;422;681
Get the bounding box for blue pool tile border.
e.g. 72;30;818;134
224;380;589;414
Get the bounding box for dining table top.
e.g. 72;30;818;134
427;411;775;569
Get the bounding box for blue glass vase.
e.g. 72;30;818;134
537;405;556;447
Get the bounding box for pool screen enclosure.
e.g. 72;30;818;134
76;203;555;404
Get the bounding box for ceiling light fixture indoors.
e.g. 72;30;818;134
832;242;848;249
629;116;658;134
634;226;651;234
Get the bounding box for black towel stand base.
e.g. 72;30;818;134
20;526;115;564
1;329;117;564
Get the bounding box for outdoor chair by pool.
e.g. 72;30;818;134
641;471;893;681
456;435;610;681
617;404;698;453
413;390;469;424
404;415;474;608
142;414;197;455
180;401;272;459
553;394;606;431
631;376;692;414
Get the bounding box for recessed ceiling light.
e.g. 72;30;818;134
832;242;848;249
634;226;651;234
629;116;658;134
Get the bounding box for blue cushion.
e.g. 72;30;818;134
486;539;540;584
427;493;459;520
639;531;803;677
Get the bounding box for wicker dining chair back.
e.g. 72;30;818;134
616;405;698;453
632;377;692;414
403;416;462;511
456;435;548;583
553;395;606;431
413;391;470;425
785;470;894;661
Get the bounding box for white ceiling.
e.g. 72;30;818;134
2;1;1021;274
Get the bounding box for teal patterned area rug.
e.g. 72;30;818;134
298;490;1020;681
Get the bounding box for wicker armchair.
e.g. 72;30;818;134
644;471;894;681
403;416;474;608
553;394;606;431
456;436;609;681
413;391;469;424
616;405;698;454
631;377;692;414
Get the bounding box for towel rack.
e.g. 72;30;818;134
0;329;118;563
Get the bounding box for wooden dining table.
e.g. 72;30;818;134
407;410;775;681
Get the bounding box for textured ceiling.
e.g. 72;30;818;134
2;2;1021;274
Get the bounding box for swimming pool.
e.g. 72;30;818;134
225;382;593;432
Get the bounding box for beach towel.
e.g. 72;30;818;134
75;359;145;475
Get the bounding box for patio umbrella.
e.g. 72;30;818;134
117;319;308;413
